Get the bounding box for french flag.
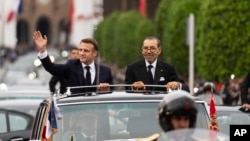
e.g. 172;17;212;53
43;97;62;140
6;0;23;23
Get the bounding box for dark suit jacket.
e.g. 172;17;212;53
40;56;113;94
125;60;189;92
49;75;67;94
241;71;250;104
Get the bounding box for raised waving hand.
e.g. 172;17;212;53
33;31;47;53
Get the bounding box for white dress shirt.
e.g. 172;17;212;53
82;62;95;84
145;60;157;78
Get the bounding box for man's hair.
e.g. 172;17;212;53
143;36;161;47
69;46;79;52
80;38;99;51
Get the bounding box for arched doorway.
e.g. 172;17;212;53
36;16;51;44
17;19;29;44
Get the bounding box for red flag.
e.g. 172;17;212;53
6;10;15;23
139;0;146;16
209;95;218;131
209;95;219;140
68;0;75;32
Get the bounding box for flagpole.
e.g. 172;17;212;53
188;13;194;95
1;0;5;47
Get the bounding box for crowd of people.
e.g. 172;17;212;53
195;80;242;106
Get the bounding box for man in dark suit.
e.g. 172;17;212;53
49;47;79;94
33;31;113;94
125;36;189;93
240;71;250;107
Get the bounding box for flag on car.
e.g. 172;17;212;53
42;96;62;141
52;96;63;120
209;95;219;140
209;95;218;131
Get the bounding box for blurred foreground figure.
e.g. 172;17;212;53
137;90;198;141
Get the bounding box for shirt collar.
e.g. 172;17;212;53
82;62;95;69
145;60;157;68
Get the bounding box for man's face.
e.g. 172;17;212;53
171;115;190;130
141;39;161;64
79;42;97;65
69;49;79;59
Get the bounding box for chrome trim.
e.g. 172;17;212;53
30;100;49;140
57;100;162;106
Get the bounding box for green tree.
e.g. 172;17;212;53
196;0;250;82
94;11;121;62
155;0;173;42
155;0;201;77
94;10;155;68
114;11;155;67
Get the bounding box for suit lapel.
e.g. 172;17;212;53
154;61;163;84
77;61;84;85
93;63;98;85
77;63;98;85
138;60;151;83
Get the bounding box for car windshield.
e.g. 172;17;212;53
217;110;250;136
53;101;209;141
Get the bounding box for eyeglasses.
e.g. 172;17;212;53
142;47;158;52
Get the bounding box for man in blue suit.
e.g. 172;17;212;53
33;31;113;94
125;36;189;93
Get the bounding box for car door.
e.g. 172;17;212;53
0;108;34;141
